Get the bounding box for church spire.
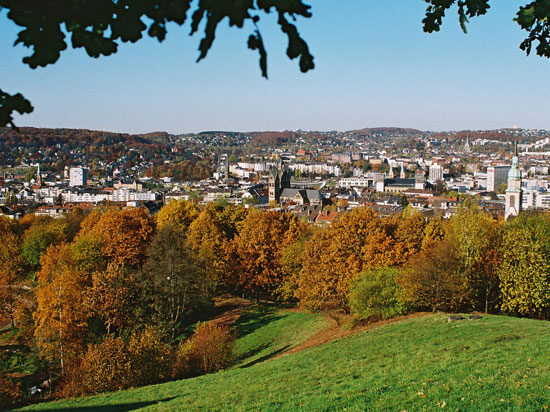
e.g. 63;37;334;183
505;141;522;221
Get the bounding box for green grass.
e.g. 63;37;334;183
232;305;328;367
18;313;550;412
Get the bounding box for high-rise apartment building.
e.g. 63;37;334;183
486;166;510;192
69;167;88;187
428;163;443;183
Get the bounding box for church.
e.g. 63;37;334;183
268;165;324;206
268;166;291;203
505;144;522;221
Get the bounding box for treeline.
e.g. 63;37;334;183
2;202;550;405
144;158;212;181
0;127;171;168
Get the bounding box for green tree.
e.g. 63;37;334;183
349;268;404;321
140;224;212;339
21;218;67;267
498;213;550;319
447;204;500;312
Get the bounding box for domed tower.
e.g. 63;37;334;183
505;142;522;221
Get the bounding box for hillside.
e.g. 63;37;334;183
18;311;550;412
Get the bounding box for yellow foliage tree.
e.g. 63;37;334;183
156;199;199;233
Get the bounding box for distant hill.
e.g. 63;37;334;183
347;127;425;136
0;127;173;147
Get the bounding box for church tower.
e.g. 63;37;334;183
268;164;291;204
400;163;406;179
505;143;522;221
268;169;280;203
36;163;43;186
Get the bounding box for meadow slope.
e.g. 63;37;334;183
19;311;550;412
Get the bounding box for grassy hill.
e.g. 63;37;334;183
18;310;550;412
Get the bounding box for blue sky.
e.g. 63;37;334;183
1;1;549;134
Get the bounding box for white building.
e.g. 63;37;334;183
69;167;88;187
486;165;510;192
428;163;444;183
505;156;522;221
338;172;386;189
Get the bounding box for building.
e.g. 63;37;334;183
279;188;323;206
69;167;88;187
414;170;426;189
268;166;291;203
486;165;510;192
505;151;522;221
428;163;443;183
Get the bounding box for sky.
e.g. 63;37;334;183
1;1;549;134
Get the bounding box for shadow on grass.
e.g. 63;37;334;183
30;397;178;412
235;341;273;363
233;308;284;339
240;345;291;368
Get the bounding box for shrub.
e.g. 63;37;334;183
398;240;470;312
79;336;130;394
173;322;234;379
349;268;405;321
126;326;173;387
0;371;22;408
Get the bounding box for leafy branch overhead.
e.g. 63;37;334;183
1;0;550;128
1;0;314;76
423;0;550;59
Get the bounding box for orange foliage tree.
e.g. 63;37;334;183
0;217;25;328
34;243;90;375
226;209;302;300
296;208;426;310
87;207;155;267
85;263;138;335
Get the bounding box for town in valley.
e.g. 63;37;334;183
1;126;549;222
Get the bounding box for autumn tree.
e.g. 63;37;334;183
85;263;138;335
126;326;173;387
71;233;106;276
278;223;317;302
77;335;130;394
227;209;301;300
140;224;213;339
447;204;500;312
399;239;470;312
0;217;25;328
186;203;246;289
87;207;155;267
156;199;199;234
34;243;89;375
173;322;234;379
296;207;403;310
498;213;550;319
421;217;446;250
392;209;427;265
